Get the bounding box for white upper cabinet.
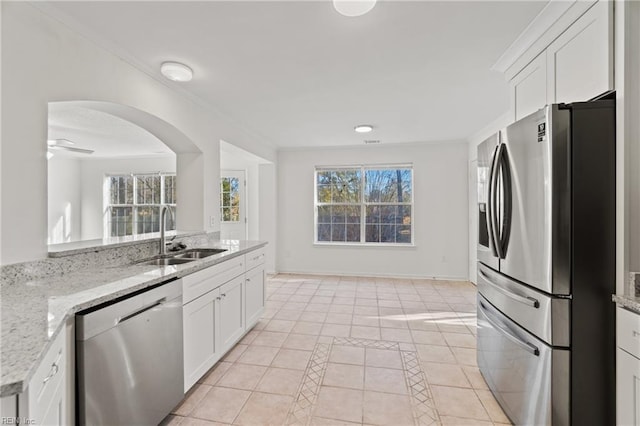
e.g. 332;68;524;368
506;1;613;119
510;53;548;121
546;1;613;104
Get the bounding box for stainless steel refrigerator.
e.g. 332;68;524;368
476;97;616;425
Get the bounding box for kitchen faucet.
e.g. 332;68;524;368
159;205;174;256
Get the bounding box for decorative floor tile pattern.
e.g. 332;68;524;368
286;343;332;425
285;337;438;426
165;274;512;426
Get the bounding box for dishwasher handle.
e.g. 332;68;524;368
118;298;166;324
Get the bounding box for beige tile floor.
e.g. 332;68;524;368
163;274;512;426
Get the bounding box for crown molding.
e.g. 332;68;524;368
492;0;599;80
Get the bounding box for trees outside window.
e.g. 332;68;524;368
315;166;413;244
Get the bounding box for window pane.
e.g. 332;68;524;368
365;224;380;242
317;171;331;185
397;225;412;243
137;175;161;204
110;176;133;205
399;206;412;225
346;206;361;223
380;224;396;243
318;206;331;224
317;185;331;203
220;176;240;222
331;224;346;241
318;224;331;241
164;175;176;204
136;206;160;234
365;168;412;203
366;205;380;224
110;207;132;237
331;206;346;224
332;170;360;203
346;224;360;242
380;205;398;224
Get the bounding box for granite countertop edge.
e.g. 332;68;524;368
1;240;267;397
612;294;640;315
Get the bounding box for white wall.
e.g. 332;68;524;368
1;2;275;264
277;142;469;279
79;156;176;240
47;157;82;244
259;163;277;274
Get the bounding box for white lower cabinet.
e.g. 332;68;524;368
16;321;70;426
182;246;267;392
245;265;265;327
617;347;640;425
183;287;220;392
218;276;245;354
618;306;640;425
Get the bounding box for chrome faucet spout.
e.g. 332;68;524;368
159;205;174;256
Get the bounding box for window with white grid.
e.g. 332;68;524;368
315;165;413;245
106;173;176;237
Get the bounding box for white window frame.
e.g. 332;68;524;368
104;172;177;238
314;164;414;246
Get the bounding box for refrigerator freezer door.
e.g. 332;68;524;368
499;106;571;295
477;294;570;426
477;262;570;347
476;133;499;271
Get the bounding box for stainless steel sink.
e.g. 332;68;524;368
173;248;227;259
138;257;195;266
135;248;227;266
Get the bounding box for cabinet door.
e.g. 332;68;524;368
183;288;219;392
546;1;612;104
509;53;547;121
218;276;245;353
26;329;66;425
617;348;640;425
245;266;265;328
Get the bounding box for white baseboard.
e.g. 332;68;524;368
273;268;469;282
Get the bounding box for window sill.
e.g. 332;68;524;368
313;242;416;248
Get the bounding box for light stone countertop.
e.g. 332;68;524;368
612;294;640;315
0;240;266;397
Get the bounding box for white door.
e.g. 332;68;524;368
220;170;246;240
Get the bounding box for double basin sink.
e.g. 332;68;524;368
137;248;228;266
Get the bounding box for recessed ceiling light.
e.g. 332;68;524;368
354;124;374;133
333;0;377;17
160;61;193;82
364;140;380;144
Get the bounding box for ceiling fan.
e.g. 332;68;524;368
47;138;94;155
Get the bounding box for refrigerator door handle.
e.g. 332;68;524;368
497;144;513;259
478;269;540;308
479;300;540;356
487;145;501;258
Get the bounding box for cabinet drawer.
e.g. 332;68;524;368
246;247;266;271
27;330;65;416
183;256;244;304
617;307;640;359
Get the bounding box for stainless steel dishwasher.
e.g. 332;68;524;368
76;278;184;425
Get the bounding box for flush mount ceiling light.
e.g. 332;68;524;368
333;0;377;17
354;124;374;133
160;61;193;82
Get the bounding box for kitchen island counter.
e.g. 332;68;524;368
0;239;266;397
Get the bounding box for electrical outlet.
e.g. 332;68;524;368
209;216;215;227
